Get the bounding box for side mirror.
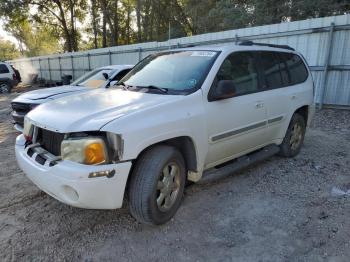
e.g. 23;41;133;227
102;72;109;80
209;80;236;101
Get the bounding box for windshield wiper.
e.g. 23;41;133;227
115;83;168;94
141;85;168;94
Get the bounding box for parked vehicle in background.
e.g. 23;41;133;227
11;64;134;131
0;61;20;93
15;43;314;225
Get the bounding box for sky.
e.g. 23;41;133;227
0;19;18;45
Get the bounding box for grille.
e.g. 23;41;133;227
37;128;65;156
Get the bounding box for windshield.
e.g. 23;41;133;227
120;50;219;94
71;68;113;88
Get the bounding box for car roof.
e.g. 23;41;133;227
98;64;134;70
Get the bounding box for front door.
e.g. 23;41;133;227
204;51;268;168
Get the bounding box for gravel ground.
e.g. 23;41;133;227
0;92;350;262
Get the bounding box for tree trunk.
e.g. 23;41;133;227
114;0;119;46
69;0;78;51
136;0;142;42
91;0;98;49
54;0;73;52
101;0;108;47
126;0;130;44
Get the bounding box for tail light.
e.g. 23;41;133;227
13;73;17;80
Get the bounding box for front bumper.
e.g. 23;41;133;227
15;135;132;209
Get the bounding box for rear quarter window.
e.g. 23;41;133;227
280;53;308;85
0;64;10;74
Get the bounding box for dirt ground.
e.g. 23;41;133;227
0;91;350;262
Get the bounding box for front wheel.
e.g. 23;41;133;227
128;145;186;225
279;113;306;157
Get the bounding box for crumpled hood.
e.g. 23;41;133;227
13;85;88;102
27;88;181;133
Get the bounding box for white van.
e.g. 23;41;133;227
15;42;314;225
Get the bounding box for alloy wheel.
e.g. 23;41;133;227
156;162;181;212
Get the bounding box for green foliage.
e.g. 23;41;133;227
0;39;21;60
5;14;62;56
0;0;349;57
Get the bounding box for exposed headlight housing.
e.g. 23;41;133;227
106;132;124;160
23;117;34;141
61;137;109;165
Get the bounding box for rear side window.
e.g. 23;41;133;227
280;53;308;85
259;52;308;89
0;64;10;74
259;52;283;89
215;52;259;96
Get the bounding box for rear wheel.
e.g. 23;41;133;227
279;113;306;157
0;82;11;93
128;145;186;225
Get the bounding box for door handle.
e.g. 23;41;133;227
291;95;297;100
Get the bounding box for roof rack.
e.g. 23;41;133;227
238;40;295;51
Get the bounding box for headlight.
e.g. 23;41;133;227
61;137;108;165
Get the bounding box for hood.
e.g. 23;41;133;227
27;88;181;133
13;85;88;102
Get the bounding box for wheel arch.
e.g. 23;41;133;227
294;105;309;124
124;136;198;198
133;136;198;173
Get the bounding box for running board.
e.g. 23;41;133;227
199;145;280;184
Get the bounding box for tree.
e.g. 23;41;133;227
1;0;350;57
29;0;88;52
0;2;61;56
0;39;21;60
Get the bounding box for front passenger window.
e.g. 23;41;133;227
215;52;258;96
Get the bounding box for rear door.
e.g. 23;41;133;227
259;51;309;142
204;51;268;167
257;51;290;142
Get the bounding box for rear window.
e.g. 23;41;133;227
0;64;10;74
279;53;308;85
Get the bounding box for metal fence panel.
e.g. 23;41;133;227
9;14;350;107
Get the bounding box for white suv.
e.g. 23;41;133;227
15;43;314;225
0;61;19;93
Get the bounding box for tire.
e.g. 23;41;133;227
128;145;186;225
0;82;11;93
279;113;306;157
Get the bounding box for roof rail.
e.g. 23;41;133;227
238;40;295;51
